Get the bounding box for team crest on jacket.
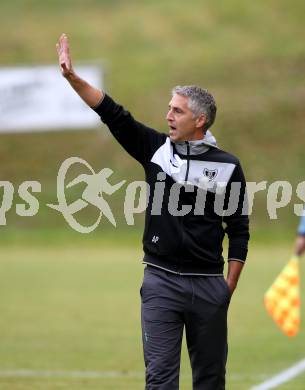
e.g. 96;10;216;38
203;168;218;181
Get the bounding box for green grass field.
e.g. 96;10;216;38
0;236;304;389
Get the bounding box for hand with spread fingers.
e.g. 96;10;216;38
56;33;74;79
55;33;103;107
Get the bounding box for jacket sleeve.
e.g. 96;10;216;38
223;162;250;262
92;94;166;166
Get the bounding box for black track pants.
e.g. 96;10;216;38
140;265;231;390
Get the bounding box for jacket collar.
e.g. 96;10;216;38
173;130;218;156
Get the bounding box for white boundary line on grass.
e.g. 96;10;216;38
250;358;305;390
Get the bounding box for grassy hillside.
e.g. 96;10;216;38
0;0;304;235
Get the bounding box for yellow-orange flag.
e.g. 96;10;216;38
264;256;300;337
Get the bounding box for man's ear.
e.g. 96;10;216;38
195;114;206;129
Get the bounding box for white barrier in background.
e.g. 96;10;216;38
0;64;103;132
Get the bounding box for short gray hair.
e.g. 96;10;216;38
171;85;217;131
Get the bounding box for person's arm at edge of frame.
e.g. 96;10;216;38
56;33;103;108
295;236;305;256
295;214;305;256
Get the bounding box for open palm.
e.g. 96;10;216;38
56;33;73;78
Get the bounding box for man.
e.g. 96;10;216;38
295;213;305;256
56;33;249;390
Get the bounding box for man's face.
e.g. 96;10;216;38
166;94;205;142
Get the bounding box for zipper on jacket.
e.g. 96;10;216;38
184;141;190;182
179;141;191;273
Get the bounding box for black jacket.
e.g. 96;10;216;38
93;94;250;275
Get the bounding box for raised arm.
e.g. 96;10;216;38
56;34;165;165
56;33;103;108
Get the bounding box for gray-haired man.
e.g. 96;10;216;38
56;33;249;390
